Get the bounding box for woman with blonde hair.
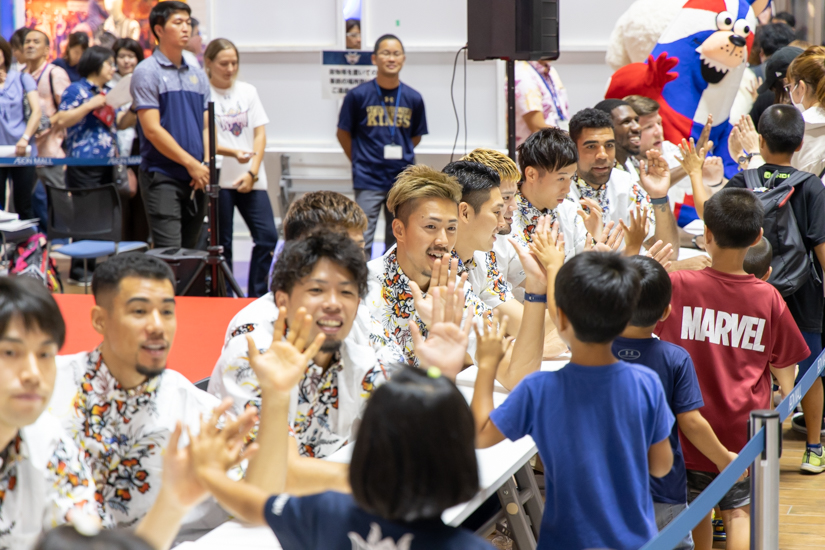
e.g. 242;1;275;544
205;38;278;297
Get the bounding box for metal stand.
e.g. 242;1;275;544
506;59;516;161
495;462;544;550
750;410;781;550
182;102;245;298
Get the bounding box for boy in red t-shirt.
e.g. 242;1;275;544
656;188;809;550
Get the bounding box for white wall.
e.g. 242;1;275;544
202;0;626;218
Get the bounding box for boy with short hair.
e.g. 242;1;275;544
725;105;825;471
743;237;773;281
473;248;675;550
614;256;736;550
656;188;810;550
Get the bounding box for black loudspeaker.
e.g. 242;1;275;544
147;248;210;296
467;0;559;61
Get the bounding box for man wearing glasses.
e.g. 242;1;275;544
337;34;428;256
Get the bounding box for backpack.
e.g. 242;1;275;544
10;233;62;292
743;169;816;297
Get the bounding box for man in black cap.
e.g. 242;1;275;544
750;45;803;125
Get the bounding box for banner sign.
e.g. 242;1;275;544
321;51;377;99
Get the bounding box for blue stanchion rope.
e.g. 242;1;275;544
642;347;825;550
0;156;141;167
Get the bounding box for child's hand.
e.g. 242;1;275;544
187;400;259;481
410;257;460;329
675;138;707;178
246;307;326;396
577;197;604;242
639;149;672;200
529;217;565;272
702;155;724;187
646;240;674;271
619;207;650;256
473;311;511;373
410;278;473;380
585;220;623;253
714;451;742;479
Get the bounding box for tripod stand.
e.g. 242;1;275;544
180;102;245;297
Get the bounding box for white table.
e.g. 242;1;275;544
185;381;544;550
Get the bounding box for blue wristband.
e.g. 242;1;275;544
524;292;547;303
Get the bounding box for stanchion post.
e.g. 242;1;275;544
749;410;780;550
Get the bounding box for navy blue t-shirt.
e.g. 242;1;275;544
490;361;674;550
337;79;427;191
612;337;704;505
264;492;493;550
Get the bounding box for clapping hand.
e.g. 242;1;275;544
474;311;511;374
577;197;604;241
696;114;713;153
619;207;649;256
584;220;623;253
526;216;565;273
245;307;326;395
410;257;465;329
735;114;760;154
675;138;708;178
639;149;671;199
410;280;474;380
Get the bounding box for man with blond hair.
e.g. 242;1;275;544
364;164;491;367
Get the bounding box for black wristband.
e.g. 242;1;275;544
649;196;669;205
524;292;547;303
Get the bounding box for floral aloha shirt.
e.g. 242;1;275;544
450;249;514;309
208;293;401;459
567;168;655;241
364;246;491;367
0;413;98;549
48;349;229;534
59;78;117;158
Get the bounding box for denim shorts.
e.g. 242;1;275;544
686;469;751;510
654;502;694;550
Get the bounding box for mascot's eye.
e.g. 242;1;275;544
716;11;735;30
733;19;751;37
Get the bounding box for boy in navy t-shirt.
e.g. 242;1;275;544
336;34;428;253
613;256;737;550
472;245;675;550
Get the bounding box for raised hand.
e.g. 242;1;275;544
646;240;674;271
508;216;550;292
639;149;671;199
166;399;257;508
696;114;713;153
410;279;473;380
410;257;458;328
527;217;565;272
473;311;511;373
245;307;326;395
619;206;650;256
702;156;724;186
675;137;707;178
736;114;759;154
577;198;604;241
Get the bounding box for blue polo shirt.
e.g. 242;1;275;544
131;49;209;182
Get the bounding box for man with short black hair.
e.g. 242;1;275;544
131;1;211;249
47;253;231;537
337;34;428;255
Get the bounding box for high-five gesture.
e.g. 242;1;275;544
245;307;326;395
577;197;604;241
187;400;259;478
646;240;674;271
410;281;474;380
474;311;511;375
639;149;671;199
675;137;707;178
410;257;463;328
528;217;566;273
588;220;623;253
619;207;650;256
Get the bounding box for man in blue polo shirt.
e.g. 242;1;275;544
336;34;428;255
131;1;210;248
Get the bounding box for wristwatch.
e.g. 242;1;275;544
738;152;761;165
248;171;259;183
21;134;30;142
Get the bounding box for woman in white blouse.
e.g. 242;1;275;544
205;38;278;298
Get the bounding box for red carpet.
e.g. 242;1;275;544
55;294;255;383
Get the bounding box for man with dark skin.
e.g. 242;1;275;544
599;99;642;168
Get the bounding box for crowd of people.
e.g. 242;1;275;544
1;3;825;550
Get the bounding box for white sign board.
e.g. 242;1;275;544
321;51;377;99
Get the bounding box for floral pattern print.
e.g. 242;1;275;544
567;171;655;239
0;415;97;548
451;249;514;309
59;79;117;158
510;190;587;260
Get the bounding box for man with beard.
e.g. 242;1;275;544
47;253;233;539
567;107;679;256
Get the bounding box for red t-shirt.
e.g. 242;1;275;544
656;268;809;473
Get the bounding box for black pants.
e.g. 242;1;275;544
354;188;395;254
0;166;37;220
139;169;207;248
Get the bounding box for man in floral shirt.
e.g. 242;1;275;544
364;165;492;368
47;254;231;539
0;278;97;549
567;107;679;255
